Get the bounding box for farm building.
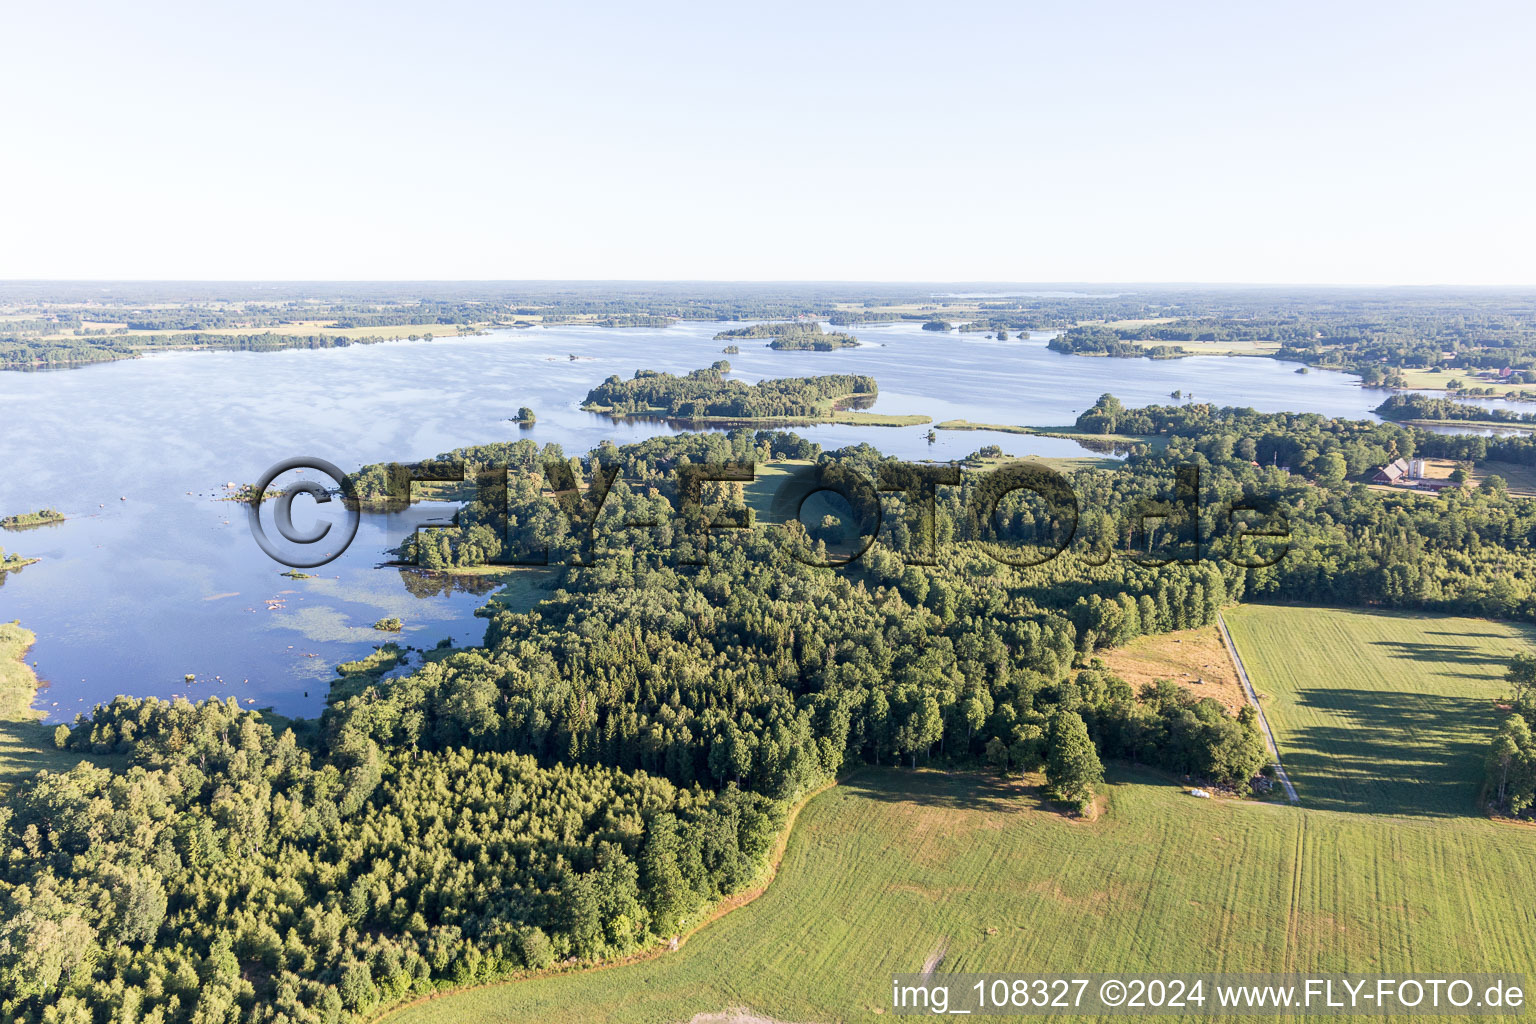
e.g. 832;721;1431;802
1372;457;1463;491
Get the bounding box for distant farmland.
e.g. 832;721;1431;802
382;606;1536;1024
1223;604;1535;816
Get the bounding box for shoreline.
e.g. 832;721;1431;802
0;621;84;795
582;403;930;428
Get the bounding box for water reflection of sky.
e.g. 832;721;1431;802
0;319;1496;719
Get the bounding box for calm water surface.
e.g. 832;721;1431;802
0;320;1441;720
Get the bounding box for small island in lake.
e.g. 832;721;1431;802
0;508;64;530
512;406;537;425
1;547;39;573
715;322;861;351
582;365;928;426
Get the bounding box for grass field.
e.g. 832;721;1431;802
1473;459;1536;497
744;461;815;525
376;605;1536;1023
824;411;931;427
1394;368;1536;394
1222;605;1534;817
1135;339;1282;356
934;420;1157;453
382;764;1536;1024
1098;317;1181;329
1098;625;1247;714
982;454;1124;473
0;622;87;796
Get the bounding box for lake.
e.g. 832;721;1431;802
0;319;1427;720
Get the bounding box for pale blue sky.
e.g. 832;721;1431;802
3;0;1533;283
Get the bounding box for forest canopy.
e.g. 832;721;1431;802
14;386;1536;1021
581;367;878;422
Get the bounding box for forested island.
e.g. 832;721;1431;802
0;509;64;529
1374;393;1536;427
713;321;816;340
767;331;859;351
10;284;1536;387
0;330;473;371
1;546;38;572
17;385;1536;1019
713;322;861;350
581;366;922;425
1049;326;1187;359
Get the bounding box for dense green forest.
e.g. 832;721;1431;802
1048;302;1536;383
581;367;878;421
0;331;463;370
712;323;861;350
22;384;1536;1018
713;322;818;339
1484;655;1536;816
1374;393;1536;424
1048;326;1187;359
767;331;860;351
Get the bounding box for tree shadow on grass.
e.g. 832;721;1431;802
840;765;1172;820
0;720;98;797
840;767;1058;816
1420;629;1519;641
1364;640;1511;678
1283;687;1495;817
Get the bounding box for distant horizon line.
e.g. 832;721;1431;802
3;279;1536;289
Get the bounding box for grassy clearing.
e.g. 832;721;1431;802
936;420;1158;452
1147;339;1281;356
960;453;1124;474
1401;418;1536;433
743;461;815;525
1395;368;1536;393
486;568;558;612
1473;459;1536;497
937;419;1145;442
825;411;931;427
1098;625;1247;714
1223;605;1534;817
381;765;1536;1024
936;418;1037;435
1097;317;1181;329
0;622;87;796
329;644;406;702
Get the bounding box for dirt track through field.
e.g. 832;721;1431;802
1216;612;1299;803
